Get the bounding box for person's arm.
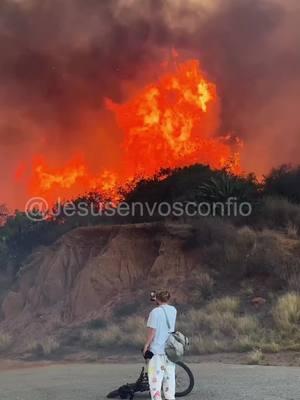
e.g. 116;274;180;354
144;309;157;354
143;327;156;355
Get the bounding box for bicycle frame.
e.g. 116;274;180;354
133;365;150;392
107;360;194;399
116;364;149;399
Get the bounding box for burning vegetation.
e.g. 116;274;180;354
0;0;299;210
31;59;242;205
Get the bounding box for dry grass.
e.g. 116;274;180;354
260;341;280;353
181;297;261;354
80;329;92;343
273;293;300;334
123;316;145;333
26;340;41;354
198;221;257;278
27;336;60;356
261;197;300;229
287;273;300;292
22;294;300;358
185;292;300;356
246;232;284;277
91;324;122;347
286;222;299;239
122;316;146;348
207;297;240;314
236;316;259;335
0;333;12;352
195;272;215;299
247;348;263;365
192;335;223;354
242;286;254;296
234;335;256;352
192;218;300;286
187;271;215;302
81;316;146;349
216;227;290;292
42;337;60;355
179;309;206;331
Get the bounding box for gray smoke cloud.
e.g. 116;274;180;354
0;0;299;206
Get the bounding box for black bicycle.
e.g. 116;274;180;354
107;361;194;399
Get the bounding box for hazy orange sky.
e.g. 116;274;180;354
0;0;299;209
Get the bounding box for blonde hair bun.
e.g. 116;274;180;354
156;289;171;303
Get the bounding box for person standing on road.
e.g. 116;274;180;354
143;289;177;400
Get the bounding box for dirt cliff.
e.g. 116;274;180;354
0;222;202;345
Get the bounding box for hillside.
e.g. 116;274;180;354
0;216;300;362
0;222;199;352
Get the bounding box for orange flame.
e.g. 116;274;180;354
35;164;86;191
29;59;242;205
108;59;240;177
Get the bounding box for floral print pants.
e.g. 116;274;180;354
148;354;176;400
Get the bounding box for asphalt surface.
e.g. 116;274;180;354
0;362;299;400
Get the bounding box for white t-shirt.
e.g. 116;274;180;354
147;304;177;355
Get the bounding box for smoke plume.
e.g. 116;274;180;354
0;0;299;207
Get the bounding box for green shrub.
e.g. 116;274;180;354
114;302;140;318
259;197;300;229
244;229;300;284
263;165;300;204
187;271;215;301
87;318;107;330
198;222;256;278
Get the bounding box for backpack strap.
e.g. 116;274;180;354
161;306;172;332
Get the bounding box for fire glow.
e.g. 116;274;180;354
29;59;242;205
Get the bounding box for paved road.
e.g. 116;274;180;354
0;363;299;400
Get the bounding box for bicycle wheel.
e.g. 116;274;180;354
175;361;195;397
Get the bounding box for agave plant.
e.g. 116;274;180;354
196;172;257;203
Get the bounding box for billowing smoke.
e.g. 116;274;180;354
0;0;299;208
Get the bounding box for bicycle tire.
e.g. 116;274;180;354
175;361;195;397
